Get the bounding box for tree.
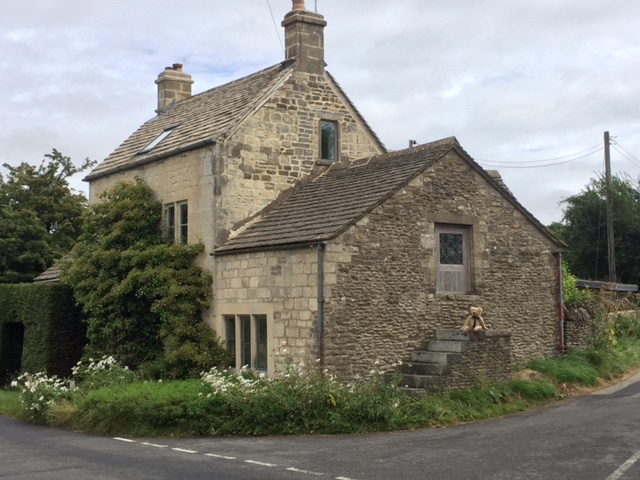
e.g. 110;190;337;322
554;174;640;285
0;150;95;283
60;179;229;378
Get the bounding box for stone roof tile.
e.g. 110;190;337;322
85;62;295;181
214;137;458;253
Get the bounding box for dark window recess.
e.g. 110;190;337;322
240;315;251;368
321;120;337;162
178;203;188;244
224;316;236;363
165;205;175;243
255;315;268;371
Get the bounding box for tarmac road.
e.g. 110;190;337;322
3;376;640;479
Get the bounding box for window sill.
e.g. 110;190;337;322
435;293;481;302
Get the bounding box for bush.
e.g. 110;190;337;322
11;372;73;422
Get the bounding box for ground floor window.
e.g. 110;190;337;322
223;314;268;371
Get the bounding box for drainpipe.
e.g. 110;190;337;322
316;242;327;367
554;251;565;354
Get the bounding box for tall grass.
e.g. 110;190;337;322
0;389;21;417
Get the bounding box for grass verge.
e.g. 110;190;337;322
0;390;22;417
4;336;640;437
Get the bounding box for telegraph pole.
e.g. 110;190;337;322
604;131;617;282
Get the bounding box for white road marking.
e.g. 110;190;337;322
245;459;278;467
113;437;136;443
111;437;353;479
286;467;324;476
605;451;640;480
205;453;237;460
171;447;198;454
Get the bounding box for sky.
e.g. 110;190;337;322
2;0;640;225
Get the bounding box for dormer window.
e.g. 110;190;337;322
139;126;176;154
320;120;338;162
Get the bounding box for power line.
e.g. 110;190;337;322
478;147;603;169
477;143;602;165
611;140;640;170
266;0;284;53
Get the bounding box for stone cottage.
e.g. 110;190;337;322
84;1;565;382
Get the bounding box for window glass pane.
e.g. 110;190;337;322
139;127;175;154
440;233;464;265
240;315;251;369
255;315;267;371
321;120;337;161
165;205;175;244
179;203;188;244
224;316;236;366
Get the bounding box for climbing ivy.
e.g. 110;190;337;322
60;179;229;378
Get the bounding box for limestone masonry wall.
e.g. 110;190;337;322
214;70;383;244
88;148;215;274
322;151;560;378
214;248;319;374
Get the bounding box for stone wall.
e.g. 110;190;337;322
213;70;383;244
563;304;593;350
323;150;560;378
214;247;319;374
431;331;512;392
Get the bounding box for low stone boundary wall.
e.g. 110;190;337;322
437;330;512;392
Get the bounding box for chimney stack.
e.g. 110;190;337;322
155;63;194;113
281;0;327;75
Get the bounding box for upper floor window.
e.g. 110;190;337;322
435;224;471;294
320;120;338;162
164;201;188;244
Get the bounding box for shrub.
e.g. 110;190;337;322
11;372;73;422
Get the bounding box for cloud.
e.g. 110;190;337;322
1;0;640;225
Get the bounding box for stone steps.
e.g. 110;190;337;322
397;329;471;395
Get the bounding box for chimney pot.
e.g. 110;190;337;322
155;63;194;113
282;1;326;75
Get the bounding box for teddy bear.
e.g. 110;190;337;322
460;306;490;333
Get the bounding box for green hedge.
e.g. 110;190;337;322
0;283;86;385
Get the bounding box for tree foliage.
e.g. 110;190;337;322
0;150;94;283
554;174;640;284
60;179;228;378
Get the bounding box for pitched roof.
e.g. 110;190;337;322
214;137;458;253
214;137;565;254
85;61;295;181
33;264;61;283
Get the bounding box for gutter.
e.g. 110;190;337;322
554;251;565;354
316;242;327;367
84;137;217;182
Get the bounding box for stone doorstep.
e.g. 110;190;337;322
397;373;444;389
400;362;452;376
425;339;471;353
411;351;462;364
435;329;472;341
